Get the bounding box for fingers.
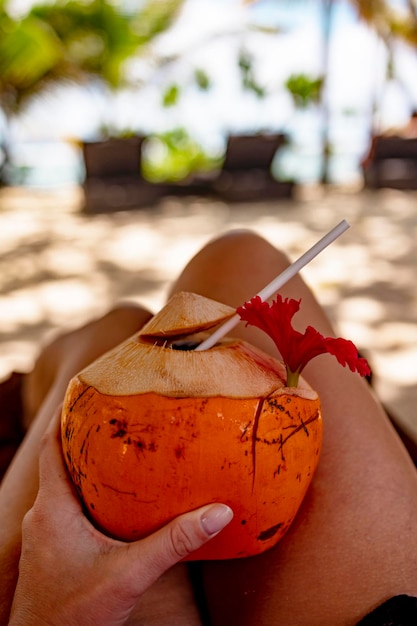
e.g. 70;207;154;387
119;504;233;596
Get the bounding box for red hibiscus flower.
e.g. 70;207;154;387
237;295;371;387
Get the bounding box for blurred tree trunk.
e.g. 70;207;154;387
319;0;334;185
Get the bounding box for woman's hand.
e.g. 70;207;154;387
9;411;233;626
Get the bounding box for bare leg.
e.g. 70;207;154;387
0;306;151;621
3;230;417;625
169;230;417;625
19;304;156;426
1;306;203;626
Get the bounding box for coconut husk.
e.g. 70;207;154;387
139;292;235;338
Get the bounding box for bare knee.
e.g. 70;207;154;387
169;229;290;307
203;229;290;270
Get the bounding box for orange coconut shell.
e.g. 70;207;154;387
61;292;322;560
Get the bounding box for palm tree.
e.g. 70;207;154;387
351;0;417;46
350;0;417;139
318;0;417;183
0;0;183;182
318;0;334;184
246;0;417;184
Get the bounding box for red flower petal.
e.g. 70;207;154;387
325;337;371;377
237;295;371;386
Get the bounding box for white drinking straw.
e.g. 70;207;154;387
195;219;350;351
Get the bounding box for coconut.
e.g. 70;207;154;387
61;291;322;560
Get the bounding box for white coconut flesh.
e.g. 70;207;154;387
77;292;317;400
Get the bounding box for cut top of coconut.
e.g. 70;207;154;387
139;292;236;339
76;331;317;400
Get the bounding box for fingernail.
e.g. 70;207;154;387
200;504;233;536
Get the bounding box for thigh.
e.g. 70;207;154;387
170;230;417;625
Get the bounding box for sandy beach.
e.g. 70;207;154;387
1;182;416;437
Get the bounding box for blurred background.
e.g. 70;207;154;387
1;0;416;434
2;0;417;186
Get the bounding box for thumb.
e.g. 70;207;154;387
118;503;233;595
159;502;234;563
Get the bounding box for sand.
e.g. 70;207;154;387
1;182;416;437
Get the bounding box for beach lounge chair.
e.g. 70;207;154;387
81;136;163;212
211;133;295;201
362;136;417;189
175;133;295;202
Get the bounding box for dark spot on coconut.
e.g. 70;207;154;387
257;522;283;541
174;444;186;460
268;398;285;412
109;419;128;438
112;428;127;438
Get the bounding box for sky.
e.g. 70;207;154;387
6;0;417;183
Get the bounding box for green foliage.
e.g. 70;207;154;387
132;0;184;46
161;69;211;108
0;0;184;116
96;124;137;139
162;83;181;107
238;49;266;98
29;0;140;88
142;127;220;182
0;13;63;112
285;73;324;109
193;68;211;91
